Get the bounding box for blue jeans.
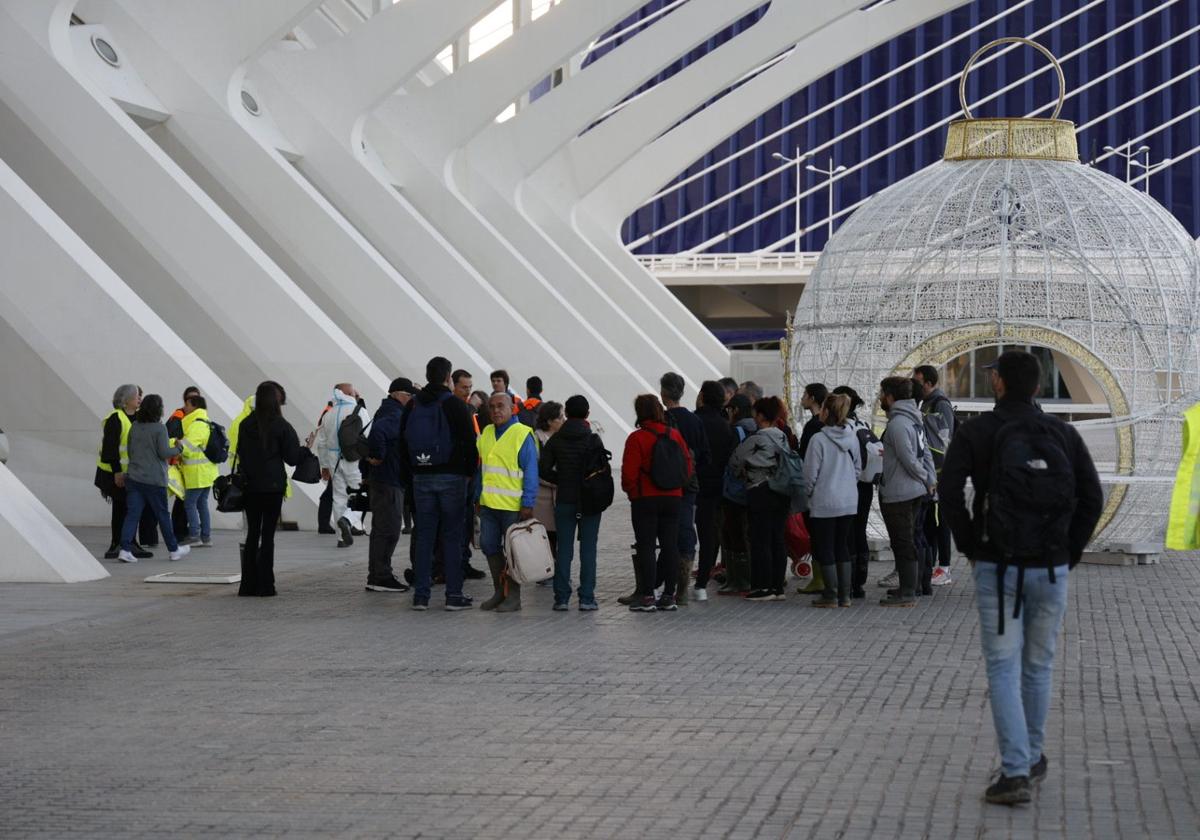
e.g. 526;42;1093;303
121;480;178;552
184;487;211;540
974;562;1069;777
412;474;468;601
479;506;519;558
553;503;600;605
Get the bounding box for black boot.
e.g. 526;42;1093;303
836;562;852;607
480;554;506;611
851;552;869;598
812;564;838;607
618;546;642;606
237;543;254;596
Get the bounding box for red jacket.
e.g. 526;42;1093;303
621;421;693;499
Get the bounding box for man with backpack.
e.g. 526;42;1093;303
517;376;544;427
914;364;957;587
400;358;479;611
179;394;225;547
540;394;611;611
362;378;416;593
877;376;937;607
940;350;1102;805
316;383;366;548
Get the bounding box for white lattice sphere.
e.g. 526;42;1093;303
791;152;1200;546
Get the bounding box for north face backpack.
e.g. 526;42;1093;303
201;419;230;465
984;413;1077;560
649;428;689;491
579;435;615;516
336;408;370;462
403;391;453;468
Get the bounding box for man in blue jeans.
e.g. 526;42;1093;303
476;394;539;613
399;357;480;611
940;350;1102;805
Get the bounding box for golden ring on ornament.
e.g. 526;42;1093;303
959;37;1066;121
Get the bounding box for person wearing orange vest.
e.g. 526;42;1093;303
518;375;544;427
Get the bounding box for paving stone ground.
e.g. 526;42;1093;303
1;499;1198;839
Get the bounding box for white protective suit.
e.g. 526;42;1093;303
315;388;364;532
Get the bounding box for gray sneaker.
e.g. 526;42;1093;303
877;569;899;588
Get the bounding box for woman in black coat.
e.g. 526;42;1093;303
235;381;301;596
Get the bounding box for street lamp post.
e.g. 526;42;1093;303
1130;148;1173;194
1103;141;1151;187
772;148;812;256
806;156;847;242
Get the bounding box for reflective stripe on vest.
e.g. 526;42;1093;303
477;422;533;511
96;409;131;472
1167;403;1200;551
167;465;185;500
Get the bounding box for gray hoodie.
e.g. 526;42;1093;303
803;424;862;518
879;399;937;503
728;425;789;489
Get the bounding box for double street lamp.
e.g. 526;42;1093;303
1104;141;1172;194
772;148;846;252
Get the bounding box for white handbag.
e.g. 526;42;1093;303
504;519;555;585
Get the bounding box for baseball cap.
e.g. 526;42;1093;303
388;377;418;394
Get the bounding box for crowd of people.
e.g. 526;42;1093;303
94;349;1104;803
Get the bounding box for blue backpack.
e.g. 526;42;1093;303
403;391;453;468
722;425;750;505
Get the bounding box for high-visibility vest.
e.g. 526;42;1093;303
167;465;185;500
180;409;218;490
1167;403;1200;551
477;422;534;511
96;409;132;473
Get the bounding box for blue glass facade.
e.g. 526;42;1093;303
613;0;1200;254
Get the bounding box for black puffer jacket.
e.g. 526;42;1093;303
538;418;600;506
695;406;736;499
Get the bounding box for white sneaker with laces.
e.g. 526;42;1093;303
117;550;137;563
693;586;708;602
877;569;899;588
931;567;953;586
169;544;191;561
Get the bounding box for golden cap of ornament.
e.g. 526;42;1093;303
943;38;1079;163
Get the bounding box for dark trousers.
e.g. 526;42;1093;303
317;481;333;531
849;482;873;592
462;476;476;567
915;497;933;591
924;499;952;567
695;494;722;587
120;480;176;552
880;496;922;597
241;492;284;596
367;481;403;584
171;497;189;539
657;491;696;586
412;474;467;601
810;514;853;597
632;496;680;598
747;484;789;592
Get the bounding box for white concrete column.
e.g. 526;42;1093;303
0;463;109;583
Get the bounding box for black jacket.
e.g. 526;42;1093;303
398;384;477;480
93;410;132;495
798;416;824;459
538;418;599;505
236;411;302;494
939;398;1103;568
667;406;710;475
366;396;405;488
695;406;735;499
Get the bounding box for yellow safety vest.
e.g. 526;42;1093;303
96;409;132;473
477;422;534;511
1167;403;1200;551
180;409;218;490
167;465;185;500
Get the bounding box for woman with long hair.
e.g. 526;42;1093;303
833;385;875;599
235;381;301;596
803;393;862;607
118;394;187;562
620;394;692;612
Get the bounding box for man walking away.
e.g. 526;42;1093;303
476;393;540;612
877;377;937;607
661;372;709;605
316;384;365;548
363;378;416;592
940;350;1101;805
401;357;479;611
914;364;957;588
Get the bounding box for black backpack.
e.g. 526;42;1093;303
337;408;370;462
649;428;689;491
202;419;229;465
579;435;615;516
984;414;1077;560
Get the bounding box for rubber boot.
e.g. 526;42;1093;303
718;551;751;595
676;555;694;606
799;562;824;594
837;562;852;607
618;547;643;606
495;577;522;612
812;564;838;607
480;554;506;611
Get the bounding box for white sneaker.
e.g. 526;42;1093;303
931;567;953;586
877;569;899;588
117;550;137;563
693;586;708;602
169;544;191;561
